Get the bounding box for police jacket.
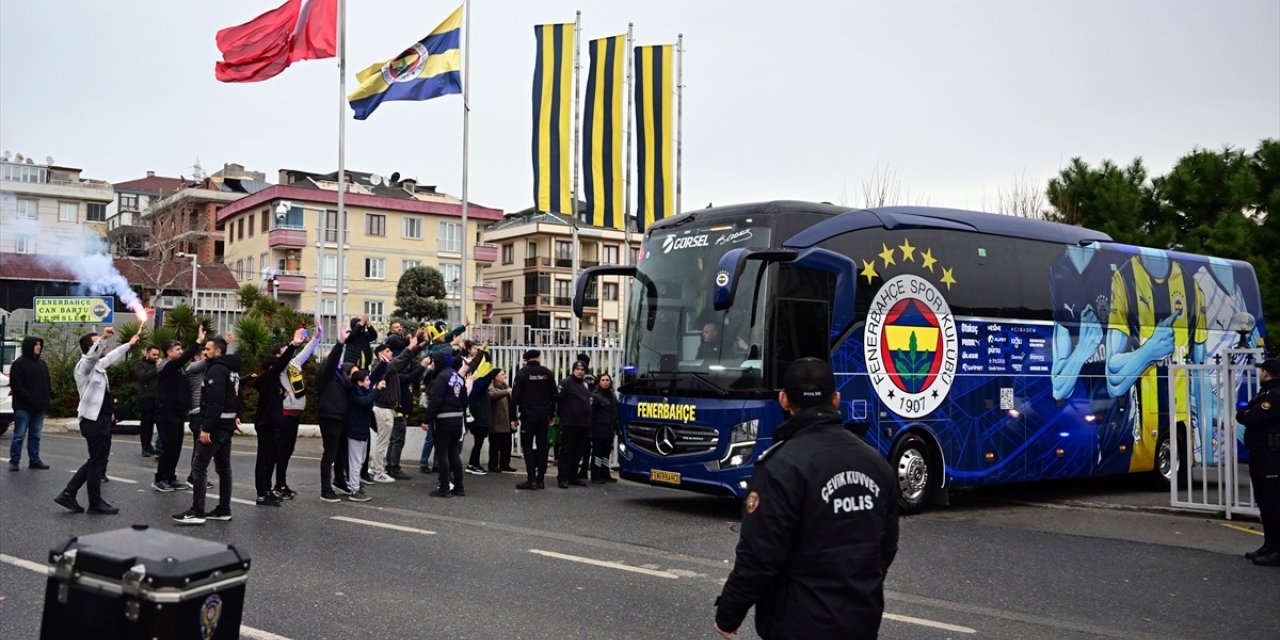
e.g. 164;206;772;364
10;337;51;412
254;343;298;426
199;354;244;434
512;362;556;422
156;342;202;414
715;406;899;640
425;369;468;428
1237;378;1280;451
316;342;349;422
556;375;593;428
589;388;618;440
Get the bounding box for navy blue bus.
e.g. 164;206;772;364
574;202;1266;512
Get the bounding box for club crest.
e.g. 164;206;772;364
864;274;958;418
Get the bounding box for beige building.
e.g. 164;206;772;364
479;210;641;342
0;156;114;257
217;168;503;326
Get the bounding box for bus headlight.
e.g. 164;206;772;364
719;419;758;469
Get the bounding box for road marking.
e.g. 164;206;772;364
529;549;679;579
1220;522;1264;537
331;515;437;535
1;552;296;639
232;497;257;506
64;469;138;484
884;613;977;634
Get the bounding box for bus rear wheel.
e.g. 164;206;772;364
891;435;933;515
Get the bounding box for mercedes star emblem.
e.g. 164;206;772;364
655;426;677;456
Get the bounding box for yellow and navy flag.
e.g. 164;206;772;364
532;23;574;214
582;35;625;230
635;44;673;231
348;5;462;120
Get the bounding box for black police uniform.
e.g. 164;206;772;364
1237;366;1280;565
513;356;557;489
715;405;899;639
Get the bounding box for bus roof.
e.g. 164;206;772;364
784;205;1114;248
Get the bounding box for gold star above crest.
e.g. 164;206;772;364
878;243;896;268
860;259;879;284
920;248;937;272
941;267;957;290
898;238;916;262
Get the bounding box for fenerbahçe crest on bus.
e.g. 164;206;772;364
861;241;959;419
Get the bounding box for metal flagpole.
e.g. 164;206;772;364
622;24;634;341
460;0;471;323
570;10;582;345
676;33;683;217
335;0;348;325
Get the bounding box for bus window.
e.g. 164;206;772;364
771;265;835;387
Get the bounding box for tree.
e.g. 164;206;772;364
1153;146;1259;256
990;171;1047;219
1045;157;1160;245
1251;139;1280;325
394;265;448;321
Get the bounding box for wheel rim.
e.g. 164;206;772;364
1157;437;1173;480
897;447;928;503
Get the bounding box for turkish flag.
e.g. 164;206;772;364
215;0;337;83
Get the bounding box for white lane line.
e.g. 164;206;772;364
331;515;437;535
63;469;139;484
1;552;296;640
884;612;977;634
231;497;257;506
528;549;679;579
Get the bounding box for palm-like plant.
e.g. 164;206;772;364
238;284;264;311
233;315;273;373
115;322;143;357
145;326;176;349
163;305;201;344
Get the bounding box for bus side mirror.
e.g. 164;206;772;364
712;248;798;311
573;265;638;318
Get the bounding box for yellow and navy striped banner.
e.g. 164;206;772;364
583;35;625;230
532;23;574;214
348;5;462;120
635;44;673;231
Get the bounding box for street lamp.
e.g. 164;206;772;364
176;252;198;312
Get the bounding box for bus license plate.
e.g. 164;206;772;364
650;470;681;485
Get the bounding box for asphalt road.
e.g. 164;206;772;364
2;430;1278;639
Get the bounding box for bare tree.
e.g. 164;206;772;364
856;162;930;208
989;171;1048;218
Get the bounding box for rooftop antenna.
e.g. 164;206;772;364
191;157;205;181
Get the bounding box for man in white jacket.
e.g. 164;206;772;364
55;326;139;514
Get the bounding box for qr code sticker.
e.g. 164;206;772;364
1000;388;1014;410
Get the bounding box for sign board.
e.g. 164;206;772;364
33;297;115;324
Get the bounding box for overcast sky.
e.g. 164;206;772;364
2;1;1277;216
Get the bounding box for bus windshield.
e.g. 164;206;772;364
623;222;772;395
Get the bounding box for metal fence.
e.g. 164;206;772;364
1168;349;1264;520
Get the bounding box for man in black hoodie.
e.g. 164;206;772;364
370;333;424;483
555;360;592;489
425;352;468;497
152;327;205;492
9;336;51;470
513;349;556;490
134;344;161;456
316;324;352;501
173;336;243;525
714;358;899;639
251;329;304;506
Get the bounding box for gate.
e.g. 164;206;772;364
1167;349;1263;519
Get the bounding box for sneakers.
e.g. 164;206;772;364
152;480;176;493
206;506;233;521
464;465;487;476
171;480;193;491
360;473;377;484
419;466;435;474
516;480;539;490
372;472;396;484
29;461;49;470
501;466;519;473
347;490;372;502
54;493;85;513
450;487;466;497
333;482;353;496
256;494;283;507
558;480;571;489
388;469;411;480
87;502;119;515
142;448;156;457
320;490;341;503
172;510;206;525
9;460;19;471
430;488;451;498
274;486;298;500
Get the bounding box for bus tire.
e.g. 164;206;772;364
891;435;933;515
1147;426;1190;490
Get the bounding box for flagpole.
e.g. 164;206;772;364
335;0;348;326
622;24;634;343
570;10;582;346
676;33;683;217
460;0;471;324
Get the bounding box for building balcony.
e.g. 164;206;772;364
473;244;498;262
274;273;307;293
524;294;552;306
473;284;498;302
524;257;549;268
269;227;308;247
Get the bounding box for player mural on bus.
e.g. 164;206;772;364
1190;257;1262;462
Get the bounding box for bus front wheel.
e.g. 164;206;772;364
891;435;933;515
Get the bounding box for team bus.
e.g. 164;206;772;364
573;201;1266;512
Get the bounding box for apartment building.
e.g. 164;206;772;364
217;168;503;325
105;171;188;257
145;164;270;264
0;155;114;257
479;209;641;341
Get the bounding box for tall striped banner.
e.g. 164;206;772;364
634;44;674;231
532;23;575;214
583;35;625;230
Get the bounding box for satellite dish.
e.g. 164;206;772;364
390;171;401;183
46;156;55;165
1;151;10;161
25;157;34;165
14;153;23;162
369;174;384;186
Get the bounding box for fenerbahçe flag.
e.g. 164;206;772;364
583;35;625;230
634;44;674;231
348;5;462;120
532;23;575;215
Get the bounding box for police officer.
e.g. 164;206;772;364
513;349;556;490
556;360;592;488
1238;358;1280;567
714;358;899;639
